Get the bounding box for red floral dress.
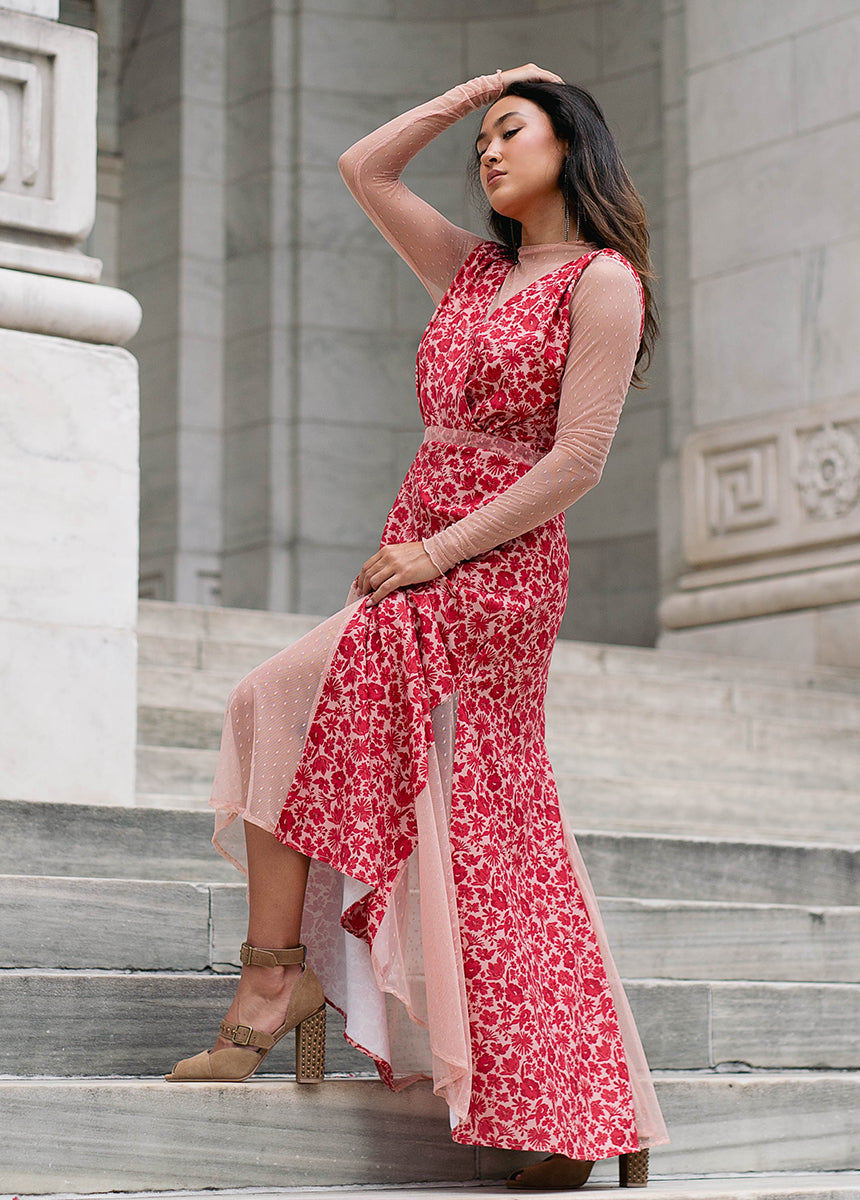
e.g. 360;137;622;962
210;243;659;1159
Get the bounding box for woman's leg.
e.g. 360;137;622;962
212;821;311;1050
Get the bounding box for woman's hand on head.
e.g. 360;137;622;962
498;64;565;90
356;541;442;607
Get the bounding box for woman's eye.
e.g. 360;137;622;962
502;128;520;139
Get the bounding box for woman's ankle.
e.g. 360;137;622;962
238;962;301;994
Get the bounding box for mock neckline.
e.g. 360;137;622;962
517;240;593;255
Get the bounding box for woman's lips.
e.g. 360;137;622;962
486;170;505;186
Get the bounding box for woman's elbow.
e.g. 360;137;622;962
576;463;604;501
337;148;357;187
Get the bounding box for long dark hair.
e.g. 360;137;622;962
470;80;657;386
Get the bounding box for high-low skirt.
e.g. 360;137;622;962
210;429;668;1160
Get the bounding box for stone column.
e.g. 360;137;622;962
657;0;860;666
0;2;142;805
120;0;226;606
220;0;296;611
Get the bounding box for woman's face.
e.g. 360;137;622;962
476;97;567;222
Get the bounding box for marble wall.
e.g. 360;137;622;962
658;0;860;665
0;329;140;804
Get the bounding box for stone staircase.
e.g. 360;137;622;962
1;598;859;1194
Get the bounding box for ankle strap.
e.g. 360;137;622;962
240;942;306;967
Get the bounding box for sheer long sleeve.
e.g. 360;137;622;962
338;74;504;305
421;254;644;573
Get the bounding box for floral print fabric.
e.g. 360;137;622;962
267;244;644;1158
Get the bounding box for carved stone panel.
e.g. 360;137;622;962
0;11;95;239
681;397;860;567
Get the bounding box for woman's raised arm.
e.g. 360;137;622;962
338;75;503;304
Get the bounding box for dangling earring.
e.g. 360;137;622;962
575;203;581;243
563;189;570;243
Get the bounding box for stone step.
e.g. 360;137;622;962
581;831;860;907
138;652;860;735
132;774;860;845
546;737;860;792
545;708;860;773
136;727;860;801
548;635;860;695
137;599;321;647
139;634;304;679
136;691;860;761
0;798;237;883
555;775;860;844
2;969;858;1075
4;874;859;984
1;1071;857;1191
138;599;860;696
0;971;369;1078
19;1178;860;1200
601;897;860;983
2;800;857;905
137;744;219;794
545;669;860;729
138;664;239;712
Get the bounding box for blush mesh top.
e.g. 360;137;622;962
338;72;644;574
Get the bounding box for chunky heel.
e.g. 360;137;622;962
295;1004;326;1083
619;1149;648;1187
165;942;326;1083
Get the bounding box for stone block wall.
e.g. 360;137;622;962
658;0;860;665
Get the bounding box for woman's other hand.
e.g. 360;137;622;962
498;64;565;89
357;542;441;607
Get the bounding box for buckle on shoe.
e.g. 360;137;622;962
230;1024;253;1046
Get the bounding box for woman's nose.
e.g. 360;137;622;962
482;146;500;165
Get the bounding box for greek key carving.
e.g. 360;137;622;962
681;398;860;567
796;423;860;520
0;57;41;186
0;19;96;240
705;442;779;537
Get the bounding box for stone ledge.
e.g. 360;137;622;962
660;561;860;630
2;801;858;905
1;972;858;1076
6;874;859;983
0;267;141;344
46;1175;860;1200
0;1073;857;1191
0;237;102;282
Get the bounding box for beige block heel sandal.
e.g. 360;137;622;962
507;1148;649;1190
164;942;326;1083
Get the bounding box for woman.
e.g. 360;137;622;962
166;63;669;1191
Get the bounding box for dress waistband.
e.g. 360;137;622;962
422;425;542;467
